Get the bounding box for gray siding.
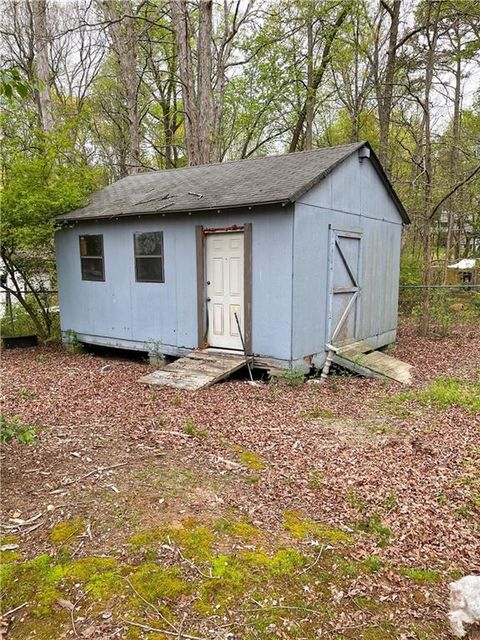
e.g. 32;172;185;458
292;153;403;364
56;151;405;369
55;208;294;360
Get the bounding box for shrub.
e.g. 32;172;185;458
0;415;37;444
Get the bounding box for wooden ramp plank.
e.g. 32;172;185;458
139;351;247;390
334;344;412;385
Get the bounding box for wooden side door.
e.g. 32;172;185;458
327;231;362;347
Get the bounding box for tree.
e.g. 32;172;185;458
31;0;53;131
99;0;143;175
170;0;253;165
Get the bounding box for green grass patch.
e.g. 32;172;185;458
183;419;208;438
391;376;480;414
399;566;442;583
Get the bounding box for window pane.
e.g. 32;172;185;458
136;257;163;282
134;232;163;256
81;257;104;281
80;235;103;257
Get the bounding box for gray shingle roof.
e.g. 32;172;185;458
57;142;409;223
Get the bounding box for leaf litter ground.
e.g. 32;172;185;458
1;321;479;640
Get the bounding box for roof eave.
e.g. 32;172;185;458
55;198;293;224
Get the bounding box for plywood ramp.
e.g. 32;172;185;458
138;351;247;390
333;343;412;385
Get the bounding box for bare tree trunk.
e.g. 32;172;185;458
197;0;213;164
31;0;53;132
101;0;142;175
419;0;441;336
289;4;349;153
170;0;200;165
377;0;400;172
305;17;314;150
444;26;462;279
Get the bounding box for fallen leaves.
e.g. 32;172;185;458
0;321;479;638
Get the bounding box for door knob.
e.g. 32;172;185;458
207;297;211;302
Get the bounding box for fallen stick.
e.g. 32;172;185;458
61;462;128;487
299;545;325;574
7;513;42;527
1;602;29;618
164;540;218;580
122;618;206;640
123;578;177;633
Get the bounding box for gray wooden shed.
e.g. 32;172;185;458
55;141;410;374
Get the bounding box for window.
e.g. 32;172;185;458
79;234;105;281
134;232;164;283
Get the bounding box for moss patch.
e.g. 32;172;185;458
66;556;122;600
0;534;22;564
128;563;190;602
1;554;68;616
50;518;85;545
237;449;267;471
284;511;353;544
129;520;215;563
213;516;261;541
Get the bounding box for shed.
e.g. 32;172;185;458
55;141;410;374
446;258;479;286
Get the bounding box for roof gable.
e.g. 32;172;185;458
57;142;409;224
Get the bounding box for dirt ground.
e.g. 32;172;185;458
1;321;479;640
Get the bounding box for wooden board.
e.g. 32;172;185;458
334;344;412;385
138;351;247;390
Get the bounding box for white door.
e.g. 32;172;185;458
206;232;244;350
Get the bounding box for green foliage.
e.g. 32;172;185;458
0;68;30;100
1;296;59;339
63;329;84;353
276;368;305;386
183;420;208;438
357;513;392;548
0;415;37;444
400;253;424;286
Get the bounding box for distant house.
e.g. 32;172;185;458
446;258;479;286
55;142;410;371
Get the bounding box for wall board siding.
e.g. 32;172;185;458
56;208;294;360
292;154;404;360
